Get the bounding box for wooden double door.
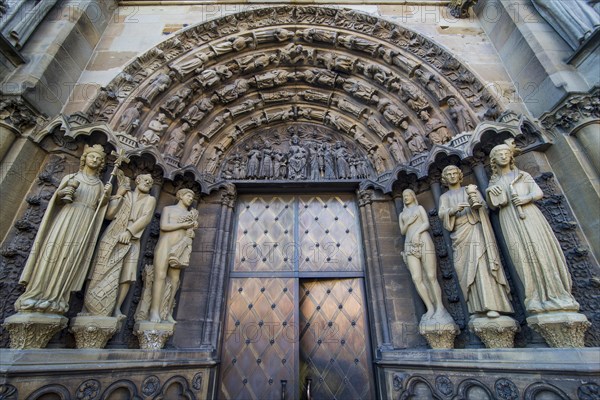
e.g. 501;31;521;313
219;195;374;399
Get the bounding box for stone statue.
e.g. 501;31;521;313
259;140;274;179
169;51;210;79
164;123;190;160
401;120;428;154
334;141;350;179
137;71;174;105
183;137;206;167
419;110;452;145
299;27;337;44
182;98;214;127
398;189;457;339
414;68;447;101
117;102;143;135
387;136;409;164
369;146;387;174
205;147;224;175
439;166;514;318
195;65;233;89
486;144;580;314
254;27;294;43
336;34;380;55
486;144;590;347
322;143;336;179
148;189;198;323
15;145;110;314
401;82;429;112
140;113;169;146
161;88;192;118
83;173;156;318
447;97;474;133
213;79;250;104
246;143;262;179
210;35;254;57
531;0;599;50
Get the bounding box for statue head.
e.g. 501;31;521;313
135;174;154;193
176;188;195;207
441;165;463;186
489;144;515;178
80;144;106;175
402;189;418;206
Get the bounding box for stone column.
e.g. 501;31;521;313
201;184;236;352
575;122;600;175
357;189;393;352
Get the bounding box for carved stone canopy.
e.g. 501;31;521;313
34;6;548;192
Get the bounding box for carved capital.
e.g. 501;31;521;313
134;321;174;350
357;189;374;207
3;312;67;349
540;88;600;133
70;316;123;349
219;184;237;208
527;312;590;348
419;322;459;349
469;316;519;349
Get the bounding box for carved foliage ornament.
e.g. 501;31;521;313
541;88;600;132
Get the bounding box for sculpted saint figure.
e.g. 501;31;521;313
169;52;210;80
447;97;474;133
83;174;156;317
182;98;214;127
164;123;190;160
140;113;169;146
439;166;513;318
117;102;143;135
210;36;254;57
531;0;599;50
137;72;174;105
246;143;262;179
183;137;206;167
387;136;409;164
486;144;581;314
15;145;109;314
205;147;224;175
399;189;454;324
149;189;198;323
420;110;452;145
334;141;350;179
401;120;428;154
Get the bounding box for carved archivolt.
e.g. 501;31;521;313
39;6;546;189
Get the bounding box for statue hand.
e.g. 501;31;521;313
488;185;502;196
104;183;113;196
58;187;75;198
118;231;132;244
511;195;530;207
454;202;469;215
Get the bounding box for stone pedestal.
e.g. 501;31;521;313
469;315;519;348
2;312;67;349
527;312;590;348
419;321;459;349
70;315;124;349
134;321;174;350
